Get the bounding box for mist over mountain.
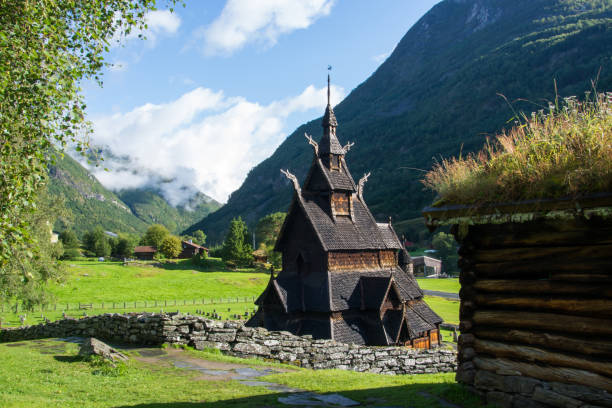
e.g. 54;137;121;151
186;0;612;244
48;152;221;237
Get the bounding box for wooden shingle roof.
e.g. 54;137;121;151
294;192;402;251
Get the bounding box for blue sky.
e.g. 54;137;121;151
81;0;441;204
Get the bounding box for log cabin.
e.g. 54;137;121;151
423;196;612;406
179;240;207;259
247;75;442;347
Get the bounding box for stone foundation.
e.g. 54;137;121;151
0;313;456;375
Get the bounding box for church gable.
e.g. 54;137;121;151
303;159;333;192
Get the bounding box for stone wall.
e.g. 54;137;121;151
0;313;456;375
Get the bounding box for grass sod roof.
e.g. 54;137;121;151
422;91;612;226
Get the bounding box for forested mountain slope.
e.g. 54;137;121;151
48;153;221;236
48;153;148;236
187;0;612;243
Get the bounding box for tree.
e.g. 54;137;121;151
255;212;285;270
0;188;66;309
160;235;182;259
221;217;253;265
142;224;170;249
183;229;206;246
112;235;137;258
0;0;178;303
59;230;79;249
83;228;107;254
432;232;459;274
255;212;286;247
93;236;112;258
192;230;207;246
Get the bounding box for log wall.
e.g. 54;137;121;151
454;216;612;407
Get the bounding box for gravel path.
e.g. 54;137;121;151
422;290;459;300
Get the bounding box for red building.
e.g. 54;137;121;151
134;246;156;260
180;240;208;259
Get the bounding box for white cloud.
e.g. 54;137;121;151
85;84;345;205
146;10;181;35
199;0;335;55
372;48;394;64
113;9;181;48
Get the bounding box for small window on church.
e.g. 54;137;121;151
330;155;340;170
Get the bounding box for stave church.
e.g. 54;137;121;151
247;75;442;348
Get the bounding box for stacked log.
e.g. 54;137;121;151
452;215;612;407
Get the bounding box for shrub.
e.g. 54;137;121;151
423;92;612;206
87;355;127;377
160;235;182;259
61;248;81;260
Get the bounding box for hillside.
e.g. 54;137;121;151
48;153;148;236
48;153;221;236
117;188;220;234
187;0;612;244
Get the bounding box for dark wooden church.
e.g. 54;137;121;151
247;77;442;347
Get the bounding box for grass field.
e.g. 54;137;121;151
0;339;484;408
416;278;460;294
424;296;459;325
0;260;460;329
52;259;268;303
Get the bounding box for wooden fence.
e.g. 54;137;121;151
1;296;258;314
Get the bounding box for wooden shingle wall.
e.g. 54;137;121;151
328;250;397;271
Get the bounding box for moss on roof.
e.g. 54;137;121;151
422;92;612;207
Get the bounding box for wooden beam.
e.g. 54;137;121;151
466;222;612;248
473;294;612;317
472;310;612;336
474;356;612;393
470;244;612;264
473;338;612;378
473;327;612;357
473;259;612;279
473;280;612;298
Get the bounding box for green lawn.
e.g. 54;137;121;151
416;278;460;293
0;339;484;408
1;260;460;330
424;296;459;325
51;259;268;303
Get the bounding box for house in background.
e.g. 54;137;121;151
134;246;156;260
411;256;442;277
179;240;208;259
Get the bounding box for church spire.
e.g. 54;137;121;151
327;68;331;105
320;67;342;155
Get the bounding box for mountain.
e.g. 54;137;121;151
187;0;612;244
48;153;148;236
48;153;221;237
116;188;220;234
